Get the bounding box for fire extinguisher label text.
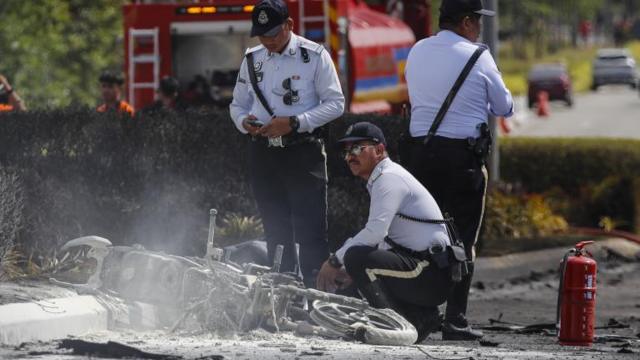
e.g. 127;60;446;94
585;274;593;288
584;274;594;300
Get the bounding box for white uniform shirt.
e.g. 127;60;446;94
405;30;514;139
335;158;451;263
229;33;345;134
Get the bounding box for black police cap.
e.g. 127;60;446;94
99;71;124;85
250;0;289;37
440;0;495;19
338;122;387;147
159;76;179;96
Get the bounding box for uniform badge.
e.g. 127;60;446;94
255;72;264;82
289;48;296;56
291;93;299;103
291;75;301;80
253;61;262;72
345;125;353;136
258;10;269;24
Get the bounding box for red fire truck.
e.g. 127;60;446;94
123;0;431;113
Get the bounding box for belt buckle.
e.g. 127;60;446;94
268;136;285;148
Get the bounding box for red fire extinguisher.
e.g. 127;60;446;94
556;241;597;346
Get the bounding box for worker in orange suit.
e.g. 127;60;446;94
96;71;134;116
0;74;27;112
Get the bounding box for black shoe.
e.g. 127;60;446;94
416;309;442;343
442;315;483;341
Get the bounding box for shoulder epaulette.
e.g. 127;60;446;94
369;167;385;184
245;44;265;55
370;172;384;184
298;38;324;54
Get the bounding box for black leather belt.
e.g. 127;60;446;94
384;236;450;269
251;130;320;147
251;133;319;148
411;135;471;148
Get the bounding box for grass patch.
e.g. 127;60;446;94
627;41;640;59
502;73;527;96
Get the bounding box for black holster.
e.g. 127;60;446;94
467;122;492;165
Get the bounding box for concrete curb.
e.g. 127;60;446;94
0;295;108;346
475;238;640;284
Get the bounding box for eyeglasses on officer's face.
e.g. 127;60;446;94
342;142;378;159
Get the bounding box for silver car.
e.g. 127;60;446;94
591;48;638;90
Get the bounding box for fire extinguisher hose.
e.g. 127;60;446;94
555;249;574;333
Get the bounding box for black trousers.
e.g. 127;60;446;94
248;138;329;288
344;246;452;308
406;136;488;318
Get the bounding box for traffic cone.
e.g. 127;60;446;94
537;91;550;117
499;116;511;135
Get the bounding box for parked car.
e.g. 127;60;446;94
527;63;573;108
591;48;638;90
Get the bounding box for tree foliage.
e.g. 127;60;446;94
0;0;634;108
427;0;609;58
0;0;126;108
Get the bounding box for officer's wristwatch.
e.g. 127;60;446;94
289;115;300;132
328;253;342;269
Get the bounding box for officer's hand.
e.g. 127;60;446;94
316;260;339;293
317;260;350;293
242;115;261;136
258;116;292;138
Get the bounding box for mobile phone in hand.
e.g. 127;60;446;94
247;119;264;128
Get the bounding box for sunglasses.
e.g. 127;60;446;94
342;143;375;159
281;78;299;105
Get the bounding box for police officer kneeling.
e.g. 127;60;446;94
317;123;464;343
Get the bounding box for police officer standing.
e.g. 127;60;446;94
404;0;513;340
317;122;455;343
229;0;345;288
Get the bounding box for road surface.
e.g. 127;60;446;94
509;86;640;138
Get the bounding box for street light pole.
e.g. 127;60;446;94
483;0;500;183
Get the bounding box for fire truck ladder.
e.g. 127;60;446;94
128;28;160;110
298;0;331;48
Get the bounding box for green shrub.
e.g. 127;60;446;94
500;137;640;192
0;108;408;257
216;214;263;247
480;186;570;255
1;109;637;260
500;137;640;232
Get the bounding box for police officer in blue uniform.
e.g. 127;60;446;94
230;0;345;288
405;0;513;340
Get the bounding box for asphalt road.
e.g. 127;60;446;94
509;86;640;138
